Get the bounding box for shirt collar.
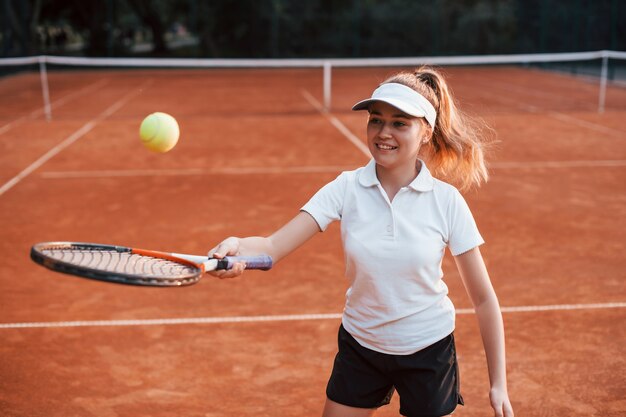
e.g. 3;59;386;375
359;159;435;192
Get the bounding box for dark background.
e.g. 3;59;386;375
2;0;624;58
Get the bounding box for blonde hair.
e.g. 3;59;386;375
383;67;493;191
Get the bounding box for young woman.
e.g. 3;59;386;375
208;67;514;417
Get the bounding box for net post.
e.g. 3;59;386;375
38;56;52;121
323;61;332;112
598;51;609;114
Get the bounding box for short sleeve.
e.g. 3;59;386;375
300;172;348;231
447;189;484;256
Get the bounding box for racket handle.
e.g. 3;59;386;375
219;255;273;271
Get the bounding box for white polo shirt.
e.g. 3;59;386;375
301;159;484;355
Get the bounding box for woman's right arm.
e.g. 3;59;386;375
207;211;321;279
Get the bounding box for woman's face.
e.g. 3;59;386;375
366;101;427;172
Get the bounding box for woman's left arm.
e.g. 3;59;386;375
454;247;514;417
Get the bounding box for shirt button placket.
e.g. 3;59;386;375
379;184;395;237
387;191;403;237
386;205;395;236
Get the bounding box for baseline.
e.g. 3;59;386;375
1;302;624;329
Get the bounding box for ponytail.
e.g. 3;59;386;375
383;67;493;191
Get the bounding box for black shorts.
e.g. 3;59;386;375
326;325;464;417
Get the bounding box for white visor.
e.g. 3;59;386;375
352;83;437;128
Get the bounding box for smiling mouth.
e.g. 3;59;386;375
376;143;398;150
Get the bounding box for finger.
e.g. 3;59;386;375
503;401;514;417
209;244;231;258
492;403;504;417
208;249;226;259
210;271;238;279
208;269;239;279
207;261;246;279
208;238;239;258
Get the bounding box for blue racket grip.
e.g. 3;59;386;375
218;255;273;271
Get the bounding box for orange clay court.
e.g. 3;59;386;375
0;64;624;417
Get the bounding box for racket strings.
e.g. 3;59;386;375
42;249;197;278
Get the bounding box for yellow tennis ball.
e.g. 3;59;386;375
139;112;180;153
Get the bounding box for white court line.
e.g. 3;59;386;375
40;165;357;179
301;89;371;157
490;160;626;169
1;302;624;329
0;80;152;197
38;160;626;180
0;78;110;136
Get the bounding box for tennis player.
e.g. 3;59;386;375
208;67;514;417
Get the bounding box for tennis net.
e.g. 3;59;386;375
1;50;625;121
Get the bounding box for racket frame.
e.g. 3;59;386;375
30;242;266;287
31;242;203;286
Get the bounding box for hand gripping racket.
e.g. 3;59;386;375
30;242;273;287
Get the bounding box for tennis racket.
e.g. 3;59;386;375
30;242;273;287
